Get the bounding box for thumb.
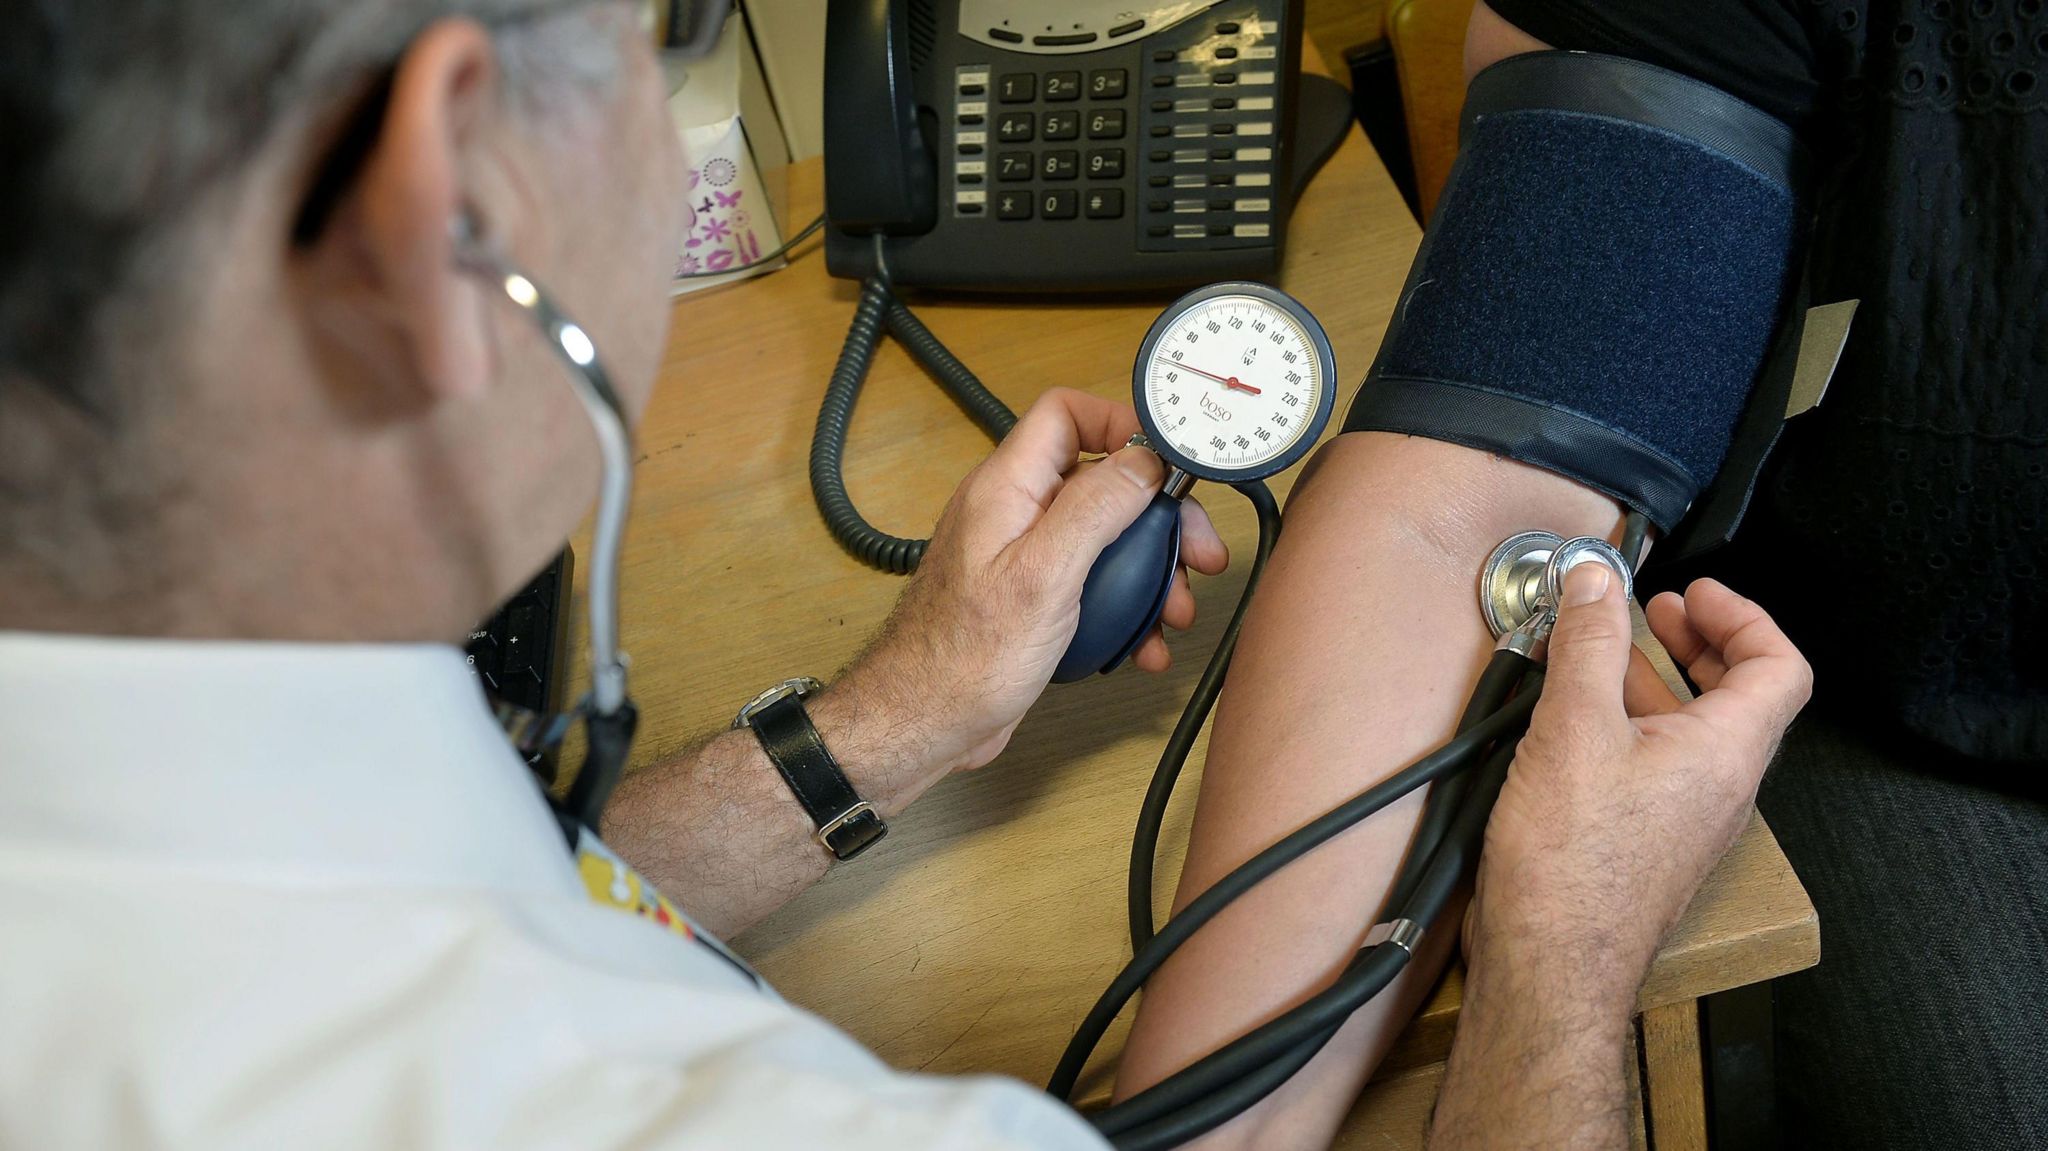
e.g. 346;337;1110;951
1020;444;1166;593
1538;561;1633;723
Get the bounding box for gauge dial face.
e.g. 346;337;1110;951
1140;292;1330;477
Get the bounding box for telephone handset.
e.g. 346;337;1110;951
823;0;1331;291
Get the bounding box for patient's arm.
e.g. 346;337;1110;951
1111;431;1621;1147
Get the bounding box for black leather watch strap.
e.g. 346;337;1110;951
736;682;886;861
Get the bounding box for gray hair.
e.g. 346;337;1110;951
0;0;623;420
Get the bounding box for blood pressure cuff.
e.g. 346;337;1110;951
1343;51;1804;533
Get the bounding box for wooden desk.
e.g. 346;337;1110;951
580;64;1818;1148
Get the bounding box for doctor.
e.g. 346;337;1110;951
0;2;1809;1148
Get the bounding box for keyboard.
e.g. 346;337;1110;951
465;550;573;769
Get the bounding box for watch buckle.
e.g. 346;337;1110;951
816;801;876;845
732;676;824;729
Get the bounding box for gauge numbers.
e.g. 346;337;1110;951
1142;293;1327;475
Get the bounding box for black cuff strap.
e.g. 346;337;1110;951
1345;375;1698;532
744;690;887;861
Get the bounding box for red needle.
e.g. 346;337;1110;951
1176;362;1264;395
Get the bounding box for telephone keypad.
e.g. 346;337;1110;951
947;9;1284;249
997;113;1034;142
1087;109;1125;138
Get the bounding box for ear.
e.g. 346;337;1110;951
349;18;505;401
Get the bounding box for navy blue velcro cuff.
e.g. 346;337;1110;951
1344;51;1802;531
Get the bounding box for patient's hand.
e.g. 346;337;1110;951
1467;567;1813;997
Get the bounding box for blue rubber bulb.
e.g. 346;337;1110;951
1052;491;1184;684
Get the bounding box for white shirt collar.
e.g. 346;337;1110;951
0;632;581;898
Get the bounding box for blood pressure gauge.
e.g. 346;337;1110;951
1135;282;1339;483
1054;283;1338;683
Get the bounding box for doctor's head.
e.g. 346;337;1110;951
0;1;695;641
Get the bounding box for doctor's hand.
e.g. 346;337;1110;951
1463;567;1813;1009
843;388;1228;777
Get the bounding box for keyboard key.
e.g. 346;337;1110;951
996;151;1033;181
1041;189;1079;219
1045;71;1082;100
464;629;500;677
1089;69;1128;99
1086;147;1125;178
1087;109;1126;138
996;190;1032;219
1043;110;1080;140
1216;20;1241;33
998;112;1034;142
999;73;1035;102
1085;188;1124;218
503;604;540;674
1040;149;1078;180
1109;19;1145;37
1035;32;1097;47
988;27;1022;43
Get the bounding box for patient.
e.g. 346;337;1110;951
1113;8;1825;1148
1123;2;2048;1149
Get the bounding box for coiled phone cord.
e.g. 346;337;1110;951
812;274;1017;573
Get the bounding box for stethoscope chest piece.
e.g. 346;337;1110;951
1481;530;1564;638
1481;531;1636;639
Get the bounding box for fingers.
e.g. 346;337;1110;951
1645;591;1728;691
1017;444;1167;595
983;388;1144;508
1622;645;1684;717
1674;580;1813;733
1159;568;1196;631
1530;562;1633;734
1132;628;1171;673
1179;498;1229;576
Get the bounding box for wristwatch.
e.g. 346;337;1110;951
733;677;887;861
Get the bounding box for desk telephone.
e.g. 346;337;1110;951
822;0;1346;291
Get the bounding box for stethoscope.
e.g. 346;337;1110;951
817;276;1649;1147
467;235;1647;1145
453;215;639;853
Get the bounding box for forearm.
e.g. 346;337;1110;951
600;660;954;939
1426;920;1644;1149
1113;431;1620;1147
